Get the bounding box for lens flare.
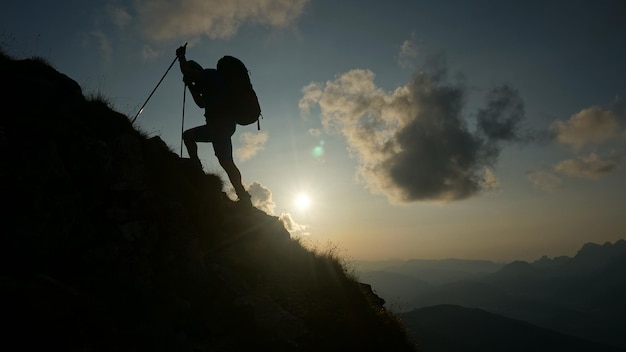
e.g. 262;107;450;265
312;140;325;158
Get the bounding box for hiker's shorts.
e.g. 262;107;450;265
187;118;236;161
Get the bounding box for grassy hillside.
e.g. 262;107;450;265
0;51;416;352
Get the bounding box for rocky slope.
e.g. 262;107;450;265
0;52;416;352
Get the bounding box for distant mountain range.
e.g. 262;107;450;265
357;239;626;350
401;305;625;352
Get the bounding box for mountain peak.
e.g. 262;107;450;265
574;240;626;269
496;260;538;277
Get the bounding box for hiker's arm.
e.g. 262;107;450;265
177;46;204;108
183;76;205;108
187;84;205;108
176;46;203;81
178;57;203;81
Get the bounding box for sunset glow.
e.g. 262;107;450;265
295;193;311;211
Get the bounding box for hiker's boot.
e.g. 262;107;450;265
192;157;203;171
236;191;253;209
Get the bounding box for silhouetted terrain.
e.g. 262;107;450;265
401;305;626;352
357;270;433;312
356;258;505;311
360;240;626;349
357;258;504;285
0;51;416;351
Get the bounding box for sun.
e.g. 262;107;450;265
295;193;311;211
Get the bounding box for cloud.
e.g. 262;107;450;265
88;31;113;62
551;107;623;150
483;167;500;191
133;0;309;42
246;181;309;236
247;181;276;214
141;45;160;61
398;33;419;69
236;131;268;161
107;5;132;28
299;82;324;117
546;104;626;181
527;170;562;192
299;65;525;203
279;213;310;236
307;128;321;137
554;152;622;179
476;85;526;142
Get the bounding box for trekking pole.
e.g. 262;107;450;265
131;42;188;124
180;82;186;157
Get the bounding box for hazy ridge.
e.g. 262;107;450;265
357;239;626;350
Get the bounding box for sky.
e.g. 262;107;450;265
2;0;626;262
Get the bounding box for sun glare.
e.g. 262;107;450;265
295;193;311;211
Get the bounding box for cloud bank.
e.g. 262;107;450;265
130;0;309;41
300;66;525;203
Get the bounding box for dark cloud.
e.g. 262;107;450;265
476;85;526;142
299;65;526;203
385;72;486;201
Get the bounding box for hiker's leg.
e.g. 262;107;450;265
183;129;199;160
213;134;250;203
184;125;212;161
218;158;247;198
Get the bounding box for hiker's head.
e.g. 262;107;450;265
186;60;203;72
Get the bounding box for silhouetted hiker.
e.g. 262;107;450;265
176;45;252;208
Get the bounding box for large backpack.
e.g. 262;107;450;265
216;55;262;129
